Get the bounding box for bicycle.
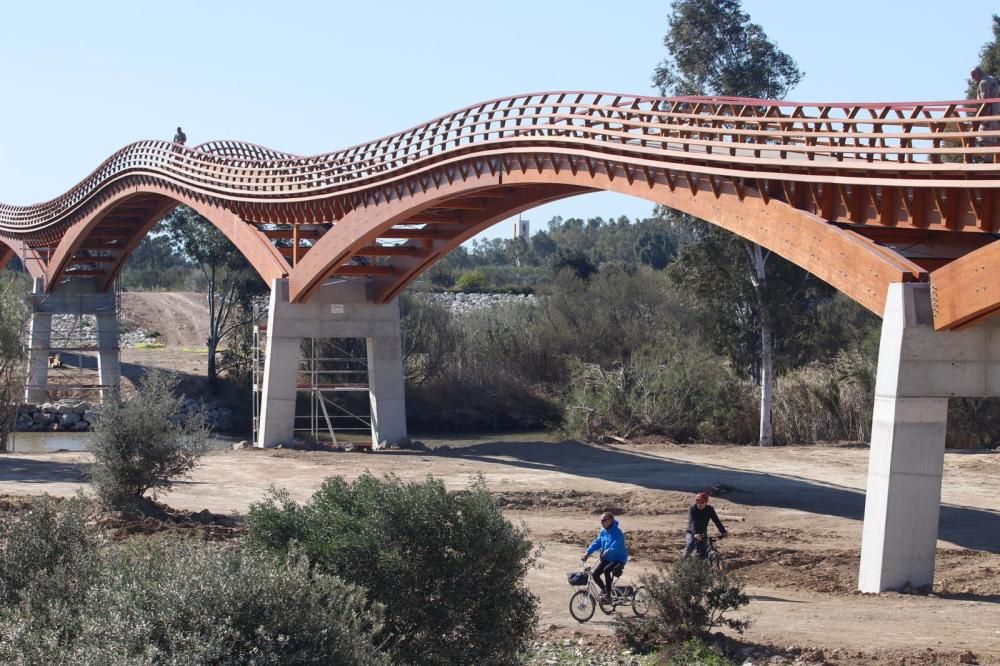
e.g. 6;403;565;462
567;562;651;623
687;533;727;576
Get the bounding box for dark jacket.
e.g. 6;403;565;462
687;504;726;535
586;519;628;562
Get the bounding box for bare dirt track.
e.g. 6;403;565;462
1;439;998;664
122;291;209;349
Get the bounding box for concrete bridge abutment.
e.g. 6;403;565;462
25;277;120;403
256;278;407;449
860;282;1000;593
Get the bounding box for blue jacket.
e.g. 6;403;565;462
586;520;628;563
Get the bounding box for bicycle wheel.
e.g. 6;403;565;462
569;590;596;622
710;553;727;577
631;586;651;618
599;595;616;615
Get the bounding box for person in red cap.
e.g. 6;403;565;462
684;492;727;558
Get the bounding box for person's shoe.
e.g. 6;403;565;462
600;593;611;602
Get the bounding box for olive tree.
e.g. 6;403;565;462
87;370;208;507
0;272;28;452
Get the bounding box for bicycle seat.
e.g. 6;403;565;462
609;561;625;578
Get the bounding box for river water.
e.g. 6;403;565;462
5;431;246;454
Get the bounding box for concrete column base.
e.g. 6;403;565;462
95;313;121;401
367;333;407;447
256;278;407;448
25;307;52;404
859;282;1000;592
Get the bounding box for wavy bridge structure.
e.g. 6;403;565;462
3;92;1000;593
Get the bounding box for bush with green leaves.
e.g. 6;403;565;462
0;495;98;615
455;268;489;291
246;474;538;666
87;370;208;506
1;537;386;665
615;557;750;653
562;345;757;443
664;638;733;666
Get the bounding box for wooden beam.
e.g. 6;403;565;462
378;228;439;239
356;245;423;256
930;239;1000;329
333;265;394;276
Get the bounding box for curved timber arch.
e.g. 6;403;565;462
45;183;291;292
0;237;45;280
288;156;926;313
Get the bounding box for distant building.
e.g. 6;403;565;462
513;217;530;239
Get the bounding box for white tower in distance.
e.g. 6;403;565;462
513;215;530;239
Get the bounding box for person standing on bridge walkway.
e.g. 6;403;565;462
173;127;187;146
971;67;999;148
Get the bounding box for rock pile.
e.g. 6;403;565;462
45;314;157;349
15;398;233;433
15;401;99;432
178;399;234;432
419;292;537;315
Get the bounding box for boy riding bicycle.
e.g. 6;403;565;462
684;492;727;558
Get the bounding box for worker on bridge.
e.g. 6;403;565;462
971;67;999;148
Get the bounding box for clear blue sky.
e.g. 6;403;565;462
0;0;995;242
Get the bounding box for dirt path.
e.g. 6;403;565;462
1;441;998;663
122;291;209;349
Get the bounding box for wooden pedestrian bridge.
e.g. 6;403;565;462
2;92;999;595
1;92;999;329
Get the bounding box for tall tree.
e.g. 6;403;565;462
654;0;803;446
164;207;266;386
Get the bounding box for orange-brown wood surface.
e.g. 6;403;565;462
1;93;998;328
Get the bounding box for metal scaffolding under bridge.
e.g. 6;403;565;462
251;298;371;447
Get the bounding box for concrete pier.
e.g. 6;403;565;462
24;277;119;403
256;278;407;448
859;283;1000;592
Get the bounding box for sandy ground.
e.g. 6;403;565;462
122;291;210;349
2;439;998;663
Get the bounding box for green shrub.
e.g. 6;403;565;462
247;474;538;666
615;558;749;653
1;539;386;665
664;638;733;665
87;370;208;507
0;495;98;611
455;268;489;291
562;346;756;443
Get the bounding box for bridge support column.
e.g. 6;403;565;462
95;312;121;401
25;279;52;403
24;277;119;403
256;278;407;448
859;283;1000;593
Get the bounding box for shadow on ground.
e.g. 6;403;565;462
444;440;1000;553
0;456;88;484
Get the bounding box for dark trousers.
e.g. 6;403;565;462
684;532;709;558
592;559;624;594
